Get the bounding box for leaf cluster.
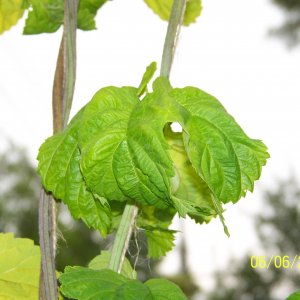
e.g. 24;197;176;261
37;62;269;258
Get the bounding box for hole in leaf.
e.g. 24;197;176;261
170;122;182;133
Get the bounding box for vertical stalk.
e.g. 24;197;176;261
39;1;79;299
108;203;139;272
160;0;186;78
108;0;186;274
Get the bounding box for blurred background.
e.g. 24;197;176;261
1;0;300;299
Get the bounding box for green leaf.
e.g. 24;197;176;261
145;228;176;258
37;109;111;236
137;205;176;258
77;0;107;31
116;280;153;300
59;267;187;300
286;290;300;300
143;0;202;26
23;0;107;34
151;77;269;204
137;62;157;97
59;267;128;299
89;251;137;279
79;86;174;209
164;125;217;223
0;233;40;299
23;0;64;34
0;0;26;34
145;278;188;300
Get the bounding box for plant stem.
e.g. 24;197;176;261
108;0;186;274
160;0;186;78
108;203;138;272
39;0;79;298
39;190;58;300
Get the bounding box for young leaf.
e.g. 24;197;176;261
79;86;174;209
0;233;40;299
59;267;188;300
89;250;137;279
145;278;188;300
0;0;27;34
37;110;111;236
137;61;157;97
143;0;202;26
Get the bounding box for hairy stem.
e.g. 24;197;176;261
39;190;58;300
39;0;79;298
160;0;186;78
108;0;186;274
108;203;139;272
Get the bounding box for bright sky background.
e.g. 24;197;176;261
1;0;300;298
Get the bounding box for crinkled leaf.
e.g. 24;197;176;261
23;0;106;34
59;267;186;300
79;86;174;209
89;251;137;279
143;0;202;26
150;77;269;205
145;278;188;300
0;0;26;34
164;125;216;223
137;62;157;97
286;290;300;300
37;110;111;236
0;233;40;299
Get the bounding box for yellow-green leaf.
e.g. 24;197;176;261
0;233;40;299
143;0;202;26
0;0;25;34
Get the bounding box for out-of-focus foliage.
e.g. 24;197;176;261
0;232;40;299
270;0;300;47
207;178;300;300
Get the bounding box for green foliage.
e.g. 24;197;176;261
23;0;106;34
287;290;300;300
89;251;137;279
0;233;40;299
144;0;202;26
59;266;188;300
37;109;111;236
0;0;27;34
38;63;268;257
